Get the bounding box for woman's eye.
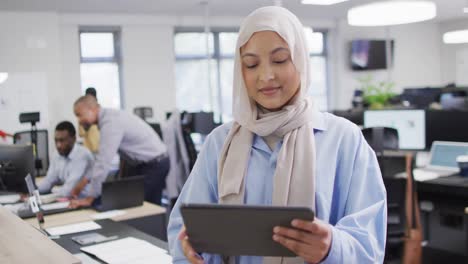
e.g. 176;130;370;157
274;59;288;64
246;64;258;69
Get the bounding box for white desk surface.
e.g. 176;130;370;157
25;202;166;229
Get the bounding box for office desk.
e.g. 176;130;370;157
417;175;468;199
417;175;468;257
54;219;168;255
0;206;80;264
25;202;168;241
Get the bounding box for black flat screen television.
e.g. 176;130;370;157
350;39;394;71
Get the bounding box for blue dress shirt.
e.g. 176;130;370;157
167;111;387;263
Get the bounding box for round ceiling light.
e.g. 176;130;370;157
348;1;437;27
443;29;468;44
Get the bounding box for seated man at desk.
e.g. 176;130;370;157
70;95;169;208
37;121;94;198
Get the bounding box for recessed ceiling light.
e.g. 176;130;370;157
301;0;349;5
0;72;8;84
348;1;437;27
463;7;468;13
443;30;468;44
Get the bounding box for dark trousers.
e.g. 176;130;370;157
131;156;170;205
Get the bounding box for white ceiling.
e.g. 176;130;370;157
0;0;466;22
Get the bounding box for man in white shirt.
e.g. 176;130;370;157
37;121;94;197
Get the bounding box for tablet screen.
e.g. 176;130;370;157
181;203;314;257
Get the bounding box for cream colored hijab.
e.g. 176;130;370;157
217;6;316;263
218;5;316;212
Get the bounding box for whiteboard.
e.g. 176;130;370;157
0;72;49;143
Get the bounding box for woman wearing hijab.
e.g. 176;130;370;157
168;6;386;264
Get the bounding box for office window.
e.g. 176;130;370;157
174;28;328;122
304;29;329;110
79;30;122;109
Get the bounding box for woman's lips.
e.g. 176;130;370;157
259;86;280;96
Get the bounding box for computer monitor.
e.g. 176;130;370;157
426;110;468;148
0;144;35;193
13;130;49;176
364;109;426;150
400;87;442;108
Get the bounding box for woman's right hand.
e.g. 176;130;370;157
178;225;204;264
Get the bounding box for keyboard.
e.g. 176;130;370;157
5;201;74;218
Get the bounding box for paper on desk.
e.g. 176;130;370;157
46;221;102;236
0;194;21;204
73;253;101;264
80;237;172;264
91;209;126;220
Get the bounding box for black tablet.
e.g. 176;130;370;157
180;203;314;257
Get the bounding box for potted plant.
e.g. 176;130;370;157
357;75;396;109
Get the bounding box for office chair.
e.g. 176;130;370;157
13;130;49;176
362;127;406;262
362;127;399;155
333;109;364;126
133;106;153;121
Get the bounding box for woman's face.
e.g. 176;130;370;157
240;31;301;111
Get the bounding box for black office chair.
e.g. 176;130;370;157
134;106;153;121
333;109;364;126
13;130;49;176
362;127;406;262
362;127;399;155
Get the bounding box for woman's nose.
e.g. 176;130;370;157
258;64;274;82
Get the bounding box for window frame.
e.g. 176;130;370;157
78;26;125;109
307;28;330;111
174;27;330;119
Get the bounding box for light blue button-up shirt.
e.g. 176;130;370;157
37;143;94;197
87;108;167;197
168;111;387;263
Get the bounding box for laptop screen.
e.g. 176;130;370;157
430;142;468;168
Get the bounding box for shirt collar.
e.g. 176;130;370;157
62;144;78;160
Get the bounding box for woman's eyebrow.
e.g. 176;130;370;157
241;52;258;58
271;47;289;54
241;47;289;58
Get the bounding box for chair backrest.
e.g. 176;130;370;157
333;110;364;126
362;127;399;155
133;107;153;121
13;130;49;176
183;112;217;135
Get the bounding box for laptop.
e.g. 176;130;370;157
10;175;77;218
413;141;468;181
94;176;145;212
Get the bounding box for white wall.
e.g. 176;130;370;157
59;14;177;123
121;25;175;123
332;20;443;109
0;12;61;149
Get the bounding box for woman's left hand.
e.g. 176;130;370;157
273;218;332;264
